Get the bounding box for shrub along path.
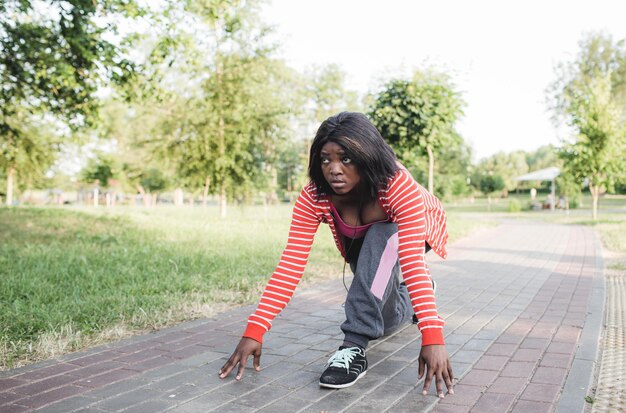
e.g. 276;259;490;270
0;220;605;412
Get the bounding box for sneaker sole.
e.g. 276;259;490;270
318;371;367;389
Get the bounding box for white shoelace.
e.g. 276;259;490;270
326;347;361;371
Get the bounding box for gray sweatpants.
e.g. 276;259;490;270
341;223;414;349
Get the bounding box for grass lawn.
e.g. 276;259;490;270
0;203;495;369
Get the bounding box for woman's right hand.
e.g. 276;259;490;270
218;337;263;381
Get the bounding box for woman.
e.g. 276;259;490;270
219;112;454;397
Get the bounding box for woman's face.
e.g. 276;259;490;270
320;141;360;196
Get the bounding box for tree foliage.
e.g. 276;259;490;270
549;32;626;219
81;154;115;188
479;175;505;196
474;151;529;193
525;145;558;172
0;112;58;200
139;0;298;215
369;70;465;194
306;64;361;123
0;0;143;205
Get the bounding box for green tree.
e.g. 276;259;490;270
0;112;58;205
93;96;179;206
283;64;361;201
0;0;142;206
80;152;120;207
558;74;625;218
306;64;361;123
526;145;558;172
430;132;473;199
81;155;115;189
276;137;309;200
138;168;168;206
479;174;505;211
369;70;465;194
549;33;626;219
555;171;582;210
475;151;529;193
143;0;297;216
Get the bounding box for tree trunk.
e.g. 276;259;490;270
217;112;226;217
590;183;599;220
203;177;210;207
426;145;434;194
268;166;278;204
93;187;99;207
6;166;15;207
219;185;227;218
487;195;492;212
215;37;227;219
136;184;151;207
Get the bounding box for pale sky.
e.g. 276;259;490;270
260;0;626;161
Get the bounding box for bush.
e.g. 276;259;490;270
508;199;522;212
434;174;472;201
479;175;505;196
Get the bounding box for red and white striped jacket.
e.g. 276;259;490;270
243;168;448;346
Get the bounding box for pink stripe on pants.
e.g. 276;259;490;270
370;232;399;300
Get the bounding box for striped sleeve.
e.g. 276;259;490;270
386;170;446;346
243;186;321;343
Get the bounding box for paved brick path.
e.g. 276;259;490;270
0;221;604;413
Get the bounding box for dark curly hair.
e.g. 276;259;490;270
308;112;399;201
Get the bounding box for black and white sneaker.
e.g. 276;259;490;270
319;346;368;389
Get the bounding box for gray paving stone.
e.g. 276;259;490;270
208;401;256;413
283;349;328;366
447;330;477;344
122;399;175;413
387;347;419;363
155;383;208;405
345;383;414;412
461;339;494;352
274;369;320;390
168;396;228;413
386;365;421;387
217;378;269;397
91;387;162;411
138;364;188;381
256;395;313;412
300;389;359;413
33;396;99;413
263;342;310;357
382;390;437;413
147;371;194;392
308;339;339;352
247;361;299;381
235;383;293;408
473;329;502;340
181;389;235;408
450;350;483;365
81;379;150;400
285;380;329;402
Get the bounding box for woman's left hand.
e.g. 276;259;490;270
418;344;454;398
